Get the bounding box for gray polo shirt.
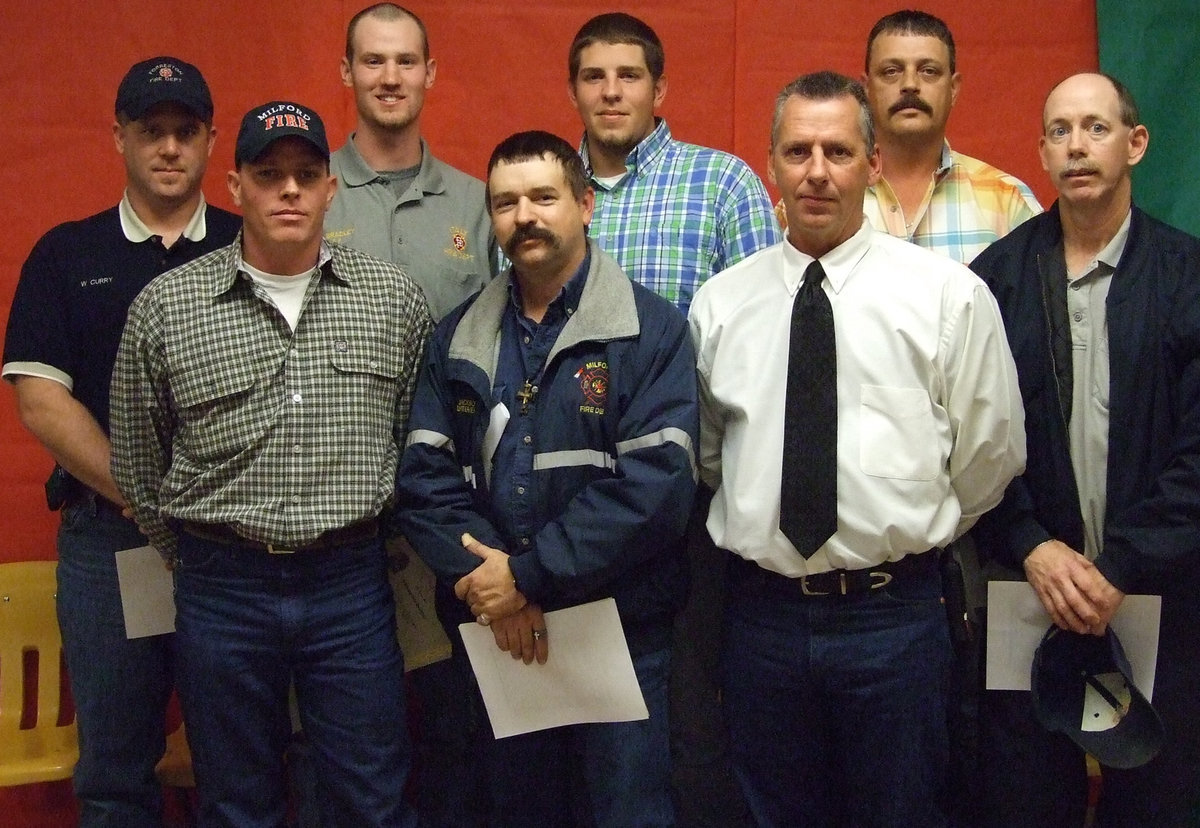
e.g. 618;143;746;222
1067;210;1130;560
326;137;497;320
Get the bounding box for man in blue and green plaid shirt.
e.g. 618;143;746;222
568;13;780;318
567;13;779;828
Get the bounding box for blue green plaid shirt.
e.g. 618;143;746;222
582;119;780;316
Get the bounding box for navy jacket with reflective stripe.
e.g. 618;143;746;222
396;241;698;652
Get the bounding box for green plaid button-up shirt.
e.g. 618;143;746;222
111;236;432;558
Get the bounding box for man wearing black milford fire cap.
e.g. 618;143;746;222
111;100;431;827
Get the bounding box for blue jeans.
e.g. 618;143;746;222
481;645;674;828
723;557;951;828
57;498;173;828
670;490;751;828
172;533;415;828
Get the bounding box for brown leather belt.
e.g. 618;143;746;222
731;549;937;597
179;519;380;554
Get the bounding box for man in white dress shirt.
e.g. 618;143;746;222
687;70;1025;826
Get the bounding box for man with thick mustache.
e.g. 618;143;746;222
774;11;1041;265
849;14;1046;820
859;9;1041;262
396;130;697;826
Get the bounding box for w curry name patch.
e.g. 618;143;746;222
575;361;608;415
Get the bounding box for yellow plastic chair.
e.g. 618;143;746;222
0;560;78;785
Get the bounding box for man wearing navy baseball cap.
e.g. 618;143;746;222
111;100;431;826
3;56;238;826
115;56;215;123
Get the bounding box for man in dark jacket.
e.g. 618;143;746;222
972;72;1200;827
396;130;697;827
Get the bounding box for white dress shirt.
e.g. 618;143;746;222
688;222;1026;577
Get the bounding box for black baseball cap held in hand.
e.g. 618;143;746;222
116;57;213;122
234;101;330;167
1031;625;1164;769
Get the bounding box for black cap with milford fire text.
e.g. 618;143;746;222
234;101;330;167
115;57;213;122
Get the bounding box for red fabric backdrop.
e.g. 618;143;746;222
0;1;1094;822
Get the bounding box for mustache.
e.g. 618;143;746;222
508;225;557;247
1062;162;1100;176
889;93;933;116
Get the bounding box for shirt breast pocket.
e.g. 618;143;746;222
329;343;404;428
171;363;266;465
858;385;939;481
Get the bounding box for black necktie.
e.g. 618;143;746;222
779;259;837;558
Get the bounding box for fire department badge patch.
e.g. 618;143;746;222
575;361;608;414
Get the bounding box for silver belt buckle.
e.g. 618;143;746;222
869;571;893;589
799;575;830;596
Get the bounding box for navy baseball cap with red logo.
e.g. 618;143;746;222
234;101;330;167
115;57;213;122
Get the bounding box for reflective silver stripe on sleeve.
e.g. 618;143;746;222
405;429;456;454
616;426;697;481
532;449;616;472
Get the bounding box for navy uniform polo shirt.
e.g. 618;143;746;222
3;199;240;432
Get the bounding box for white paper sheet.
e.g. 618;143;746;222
460;598;648;739
115;545;176;638
984;581;1161;698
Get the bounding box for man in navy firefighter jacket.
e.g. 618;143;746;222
395;130;697;827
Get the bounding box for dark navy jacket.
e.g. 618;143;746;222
396;241;698;652
971;203;1200;597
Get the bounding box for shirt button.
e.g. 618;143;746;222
889;205;898;212
523;435;532;445
291;495;301;505
1073;312;1084;322
292;393;303;403
523;335;531;345
293;444;302;453
520;537;531;547
517;486;526;495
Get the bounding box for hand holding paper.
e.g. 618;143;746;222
460;598;648;739
1023;539;1123;633
489;603;549;664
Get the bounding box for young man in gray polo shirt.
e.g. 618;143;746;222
323;6;497;824
326;2;496;320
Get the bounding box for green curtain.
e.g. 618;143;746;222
1097;0;1200;236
